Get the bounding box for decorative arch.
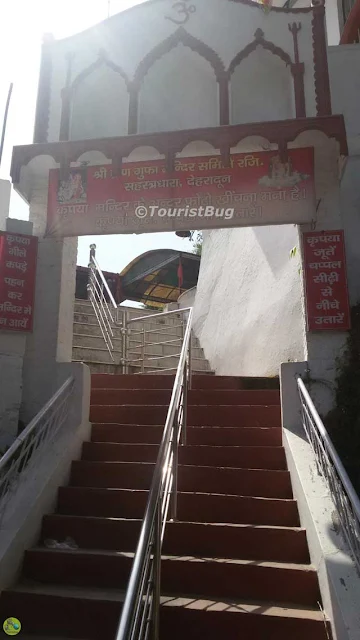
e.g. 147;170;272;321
59;50;130;141
228;29;292;78
133;27;225;86
228;28;306;119
131;27;228;132
69;51;130;94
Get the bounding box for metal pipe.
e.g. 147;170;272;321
182;369;188;446
122;310;128;375
116;309;193;640
188;339;193;390
0;83;13;169
297;376;360;525
91;255;118;309
151;505;161;640
127;307;191;325
141;327;145;374
171;410;179;521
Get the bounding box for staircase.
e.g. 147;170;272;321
0;373;331;639
72;300;212;375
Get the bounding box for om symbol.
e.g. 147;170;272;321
166;1;197;25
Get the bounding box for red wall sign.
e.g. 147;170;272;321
0;232;38;332
46;148;315;237
303;230;350;331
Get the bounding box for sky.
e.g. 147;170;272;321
0;0;193;274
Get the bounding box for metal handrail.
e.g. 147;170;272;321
87;244;124;364
127;307;191;325
297;375;360;572
0;376;74;524
91;254;117;310
116;308;193;640
86;245;192;374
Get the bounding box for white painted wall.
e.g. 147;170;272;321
328;44;360;155
231;47;295;124
325;0;343;46
193;224;304;376
328;45;360;303
44;0;316;142
71;65;129;140
138;45;218;133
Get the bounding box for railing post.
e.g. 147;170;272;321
151;503;161;640
188;336;192;390
87;244;96;300
171;409;179;521
182;366;188;446
141;327;146;374
122;309;128;375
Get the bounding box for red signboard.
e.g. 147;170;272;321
0;232;38;332
303;230;350;331
46;148;315;237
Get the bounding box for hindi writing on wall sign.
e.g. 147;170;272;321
46;148;315;237
303;230;351;331
0;232;38;332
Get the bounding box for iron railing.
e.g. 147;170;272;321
0;376;74;525
297;375;360;573
126;307;191;374
87;244;121;363
116;308;193;640
86;245;191;374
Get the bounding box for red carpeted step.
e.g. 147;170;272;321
70;461;292;498
22;548;320;606
89;404;281;426
188;388;280;405
82;442;287;470
90;374;280;391
90;424;282;446
57;487;300;527
0;588;330;640
90;388;280;406
41;514;310;563
90;388;172;405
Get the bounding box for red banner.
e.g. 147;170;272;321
46;148;315;237
0;232;38;332
303;230;350;331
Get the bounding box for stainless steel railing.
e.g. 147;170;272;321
86;245;191;374
87;244;120;363
126;307;191;374
297;375;360;573
0;376;74;525
116;308;193;640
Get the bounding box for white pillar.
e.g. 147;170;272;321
20;181;78;422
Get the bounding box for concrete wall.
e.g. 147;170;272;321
193;224;304;376
0;362;91;591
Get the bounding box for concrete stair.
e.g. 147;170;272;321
0;373;331;639
72;299;212;374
